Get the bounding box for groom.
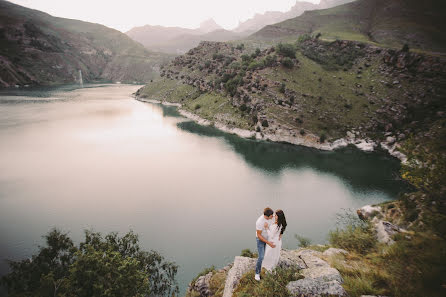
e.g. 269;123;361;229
255;207;275;281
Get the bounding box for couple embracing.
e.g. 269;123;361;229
255;207;287;281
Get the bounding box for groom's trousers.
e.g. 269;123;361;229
255;237;266;274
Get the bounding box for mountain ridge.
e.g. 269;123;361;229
0;0;172;87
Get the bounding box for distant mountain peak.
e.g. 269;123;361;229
199;18;222;33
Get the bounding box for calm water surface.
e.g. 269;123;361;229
0;84;406;294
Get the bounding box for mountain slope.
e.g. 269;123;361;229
126;25;245;54
126;24;245;54
0;0;172;87
253;0;446;52
233;0;355;34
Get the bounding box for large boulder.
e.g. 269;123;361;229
322;248;348;257
189;271;213;297
287;249;347;297
222;256;256;297
372;217;406;245
287;278;347;297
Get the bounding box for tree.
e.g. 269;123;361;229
1;229;179;297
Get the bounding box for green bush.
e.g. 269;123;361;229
297;34;312;43
240;249;257;258
281;57;294;69
1;229;179;297
295;234;311;247
329;224;376;254
276;43;296;59
279;82;286;93
194;104;201;110
320;133;326;143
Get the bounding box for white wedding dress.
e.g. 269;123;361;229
261;223;282;271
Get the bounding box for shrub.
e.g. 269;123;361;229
401;44;410;52
281;57;294;69
263;55;276;67
261;119;269;127
329;223;376;254
240;249;257;258
297;33;311;43
194;104;201;110
236;43;245;50
295;234;311;247
300;129;305;136
241;54;252;63
276;43;296;59
320;133;326;143
279;82;286;93
212;53;224;61
248;60;264;71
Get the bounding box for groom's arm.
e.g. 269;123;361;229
257;230;276;248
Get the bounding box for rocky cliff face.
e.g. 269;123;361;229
0;0;171;87
139;39;445;157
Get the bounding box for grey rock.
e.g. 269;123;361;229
286;249;347;297
372;218;406;245
322;248;348;257
287;278;347;297
278;249;307;269
188;271;213;297
222;256;256;297
301;266;343;283
386;136;396;144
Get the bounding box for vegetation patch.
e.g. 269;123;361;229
233;267;302;297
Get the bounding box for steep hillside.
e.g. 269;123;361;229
0;0;172;87
138;38;445;155
253;0;446;53
233;0;355;34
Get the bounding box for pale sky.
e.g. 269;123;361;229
9;0;321;32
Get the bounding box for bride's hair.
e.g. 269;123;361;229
275;210;287;235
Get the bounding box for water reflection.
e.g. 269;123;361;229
176;117;407;196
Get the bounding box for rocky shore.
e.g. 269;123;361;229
135;96;407;162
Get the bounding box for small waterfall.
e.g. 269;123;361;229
78;70;83;88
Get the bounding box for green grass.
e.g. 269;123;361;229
233;268;302;297
139;78;200;103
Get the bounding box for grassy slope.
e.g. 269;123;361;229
253;0;446;53
0;0;172;87
139;39;445;144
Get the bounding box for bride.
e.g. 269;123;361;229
262;209;287;272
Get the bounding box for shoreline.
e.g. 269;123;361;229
135;96;407;163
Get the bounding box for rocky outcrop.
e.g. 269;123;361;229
218;249;346;297
222;256;256;297
322;248;349;257
357;204;407;245
188;265;232;297
286;249;347;297
372;218;407;245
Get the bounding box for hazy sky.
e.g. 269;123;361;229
9;0;320;32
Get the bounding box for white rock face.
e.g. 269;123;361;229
372;218;406;245
357;205;382;219
322;248;348;257
222;256;256;297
